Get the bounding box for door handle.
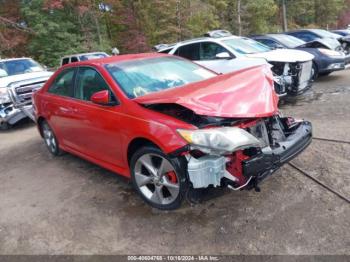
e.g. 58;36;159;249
59;106;72;113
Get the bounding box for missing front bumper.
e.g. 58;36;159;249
186;120;312;189
243;120;312;182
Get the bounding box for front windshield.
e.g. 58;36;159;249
105;56;217;99
318;37;341;49
79;53;108;61
0;59;44;78
271;34;305;48
222;37;271;54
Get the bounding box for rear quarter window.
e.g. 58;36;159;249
61;58;69;65
176;43;200;60
70;57;79;63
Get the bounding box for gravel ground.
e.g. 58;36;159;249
0;69;349;255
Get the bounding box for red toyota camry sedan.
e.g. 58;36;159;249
33;53;312;210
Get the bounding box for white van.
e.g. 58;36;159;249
60;52;109;66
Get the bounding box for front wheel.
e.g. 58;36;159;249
311;62;318;80
130;146;188;210
41;121;63;156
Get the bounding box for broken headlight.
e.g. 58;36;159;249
0;87;11;104
177;127;262;153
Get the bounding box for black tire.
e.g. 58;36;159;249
319;72;331;77
0;122;10;130
40;120;63;156
130;146;188;210
311;62;318;80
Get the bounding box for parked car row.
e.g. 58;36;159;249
251;34;348;78
0;27;347;210
285;29;350;54
156;30;315;97
156;29;350;92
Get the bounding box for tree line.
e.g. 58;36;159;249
0;0;348;67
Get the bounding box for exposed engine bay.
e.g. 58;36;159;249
148;104;312;190
270;61;313;96
146;103;244;128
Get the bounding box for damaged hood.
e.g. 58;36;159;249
134;65;279;118
297;39;334;50
246;48;314;63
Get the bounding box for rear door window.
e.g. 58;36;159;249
199;42;231;60
176;43;200;60
61;58;70;65
48;68;76;97
70;57;79;63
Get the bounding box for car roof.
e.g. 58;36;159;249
287;29;325;33
287;29;309;33
266;33;296;38
0;57;33;62
60;53;169;67
157;35;242;52
333;29;350;33
61;52;108;58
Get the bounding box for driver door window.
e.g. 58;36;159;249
199;42;231;60
176;43;200;60
74;67;116;102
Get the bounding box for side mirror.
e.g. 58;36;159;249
215;52;231;59
91;90;117;106
0;69;8;78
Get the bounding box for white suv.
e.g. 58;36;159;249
0;58;53;129
157;30;315;97
60;52;109;67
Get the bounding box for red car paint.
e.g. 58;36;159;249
135;64;278;118
226;151;250;185
34;53;277;184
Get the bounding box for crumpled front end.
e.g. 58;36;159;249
176;115;312;190
137;64;311;190
0;103;29;129
270;61;313;96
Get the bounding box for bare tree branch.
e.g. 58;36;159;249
0;16;35;34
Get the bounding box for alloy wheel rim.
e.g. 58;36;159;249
43;124;57;153
134;153;180;205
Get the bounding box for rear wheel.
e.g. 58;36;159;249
130;146;188;210
41;121;62;156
